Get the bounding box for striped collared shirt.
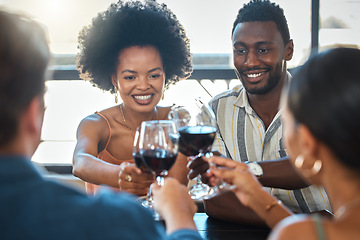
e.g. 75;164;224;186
209;73;331;213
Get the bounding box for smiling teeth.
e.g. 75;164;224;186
247;73;264;78
134;95;152;100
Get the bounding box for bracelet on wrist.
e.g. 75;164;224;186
266;200;282;212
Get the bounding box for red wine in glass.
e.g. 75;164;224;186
133;152;152;174
133;127;154;209
138;120;179;219
168;99;217;200
178;126;216;157
141;149;177;177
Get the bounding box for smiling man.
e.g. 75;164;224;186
189;0;331;225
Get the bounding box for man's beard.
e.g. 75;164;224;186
240;65;283;95
242;73;281;95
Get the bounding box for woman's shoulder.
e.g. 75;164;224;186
96;105;120;116
269;214;320;240
78;106;119;131
80;112;106;126
76;111;114;144
80;106;119;123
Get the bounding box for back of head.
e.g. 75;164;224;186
232;0;290;44
288;48;360;169
0;9;49;147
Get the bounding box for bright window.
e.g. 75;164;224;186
319;0;360;51
1;0;358;164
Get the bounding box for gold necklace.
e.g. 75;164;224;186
119;104;158;134
119;104;136;135
335;197;360;219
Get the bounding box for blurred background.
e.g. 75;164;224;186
0;0;359;165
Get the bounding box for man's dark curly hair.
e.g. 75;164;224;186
232;0;290;45
77;0;192;93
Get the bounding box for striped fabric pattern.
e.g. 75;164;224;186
209;74;331;213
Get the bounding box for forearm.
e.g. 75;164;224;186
258;157;309;189
73;153;120;187
152;179;198;234
246;189;292;228
204;185;291;228
163;210;197;234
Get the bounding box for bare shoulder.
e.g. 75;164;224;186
79;106;118;128
269;215;318;240
76;107;116;139
78;112;106;130
270;212;360;240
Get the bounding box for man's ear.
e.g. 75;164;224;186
24;96;44;136
284;39;294;61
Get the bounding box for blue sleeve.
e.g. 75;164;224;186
94;190;202;240
92;190;167;240
167;229;203;240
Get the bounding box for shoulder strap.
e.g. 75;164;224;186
95;112;112;150
312;214;327;240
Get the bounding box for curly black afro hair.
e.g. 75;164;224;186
232;0;290;45
77;0;192;93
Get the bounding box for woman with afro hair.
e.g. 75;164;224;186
73;0;192;196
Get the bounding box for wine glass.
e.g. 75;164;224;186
168;98;217;200
132;127;154;208
138;120;179;220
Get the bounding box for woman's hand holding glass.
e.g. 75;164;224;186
118;161;155;196
137;120;179;220
132;127;156;205
203;155;264;206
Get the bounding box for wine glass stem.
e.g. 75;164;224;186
195;174;203;186
142;187;153;208
147;187;152;199
156;176;164;186
146;187;153;202
153;175;164;221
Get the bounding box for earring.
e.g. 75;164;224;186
114;87;118;104
295;155;304;168
311;160;322;175
161;93;165;100
295;155;323;176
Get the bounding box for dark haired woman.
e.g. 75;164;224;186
73;0;192;195
205;48;360;239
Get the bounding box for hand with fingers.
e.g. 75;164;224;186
152;178;198;233
118;162;155;196
187;150;222;186
203;155;263;207
204;155;293;229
